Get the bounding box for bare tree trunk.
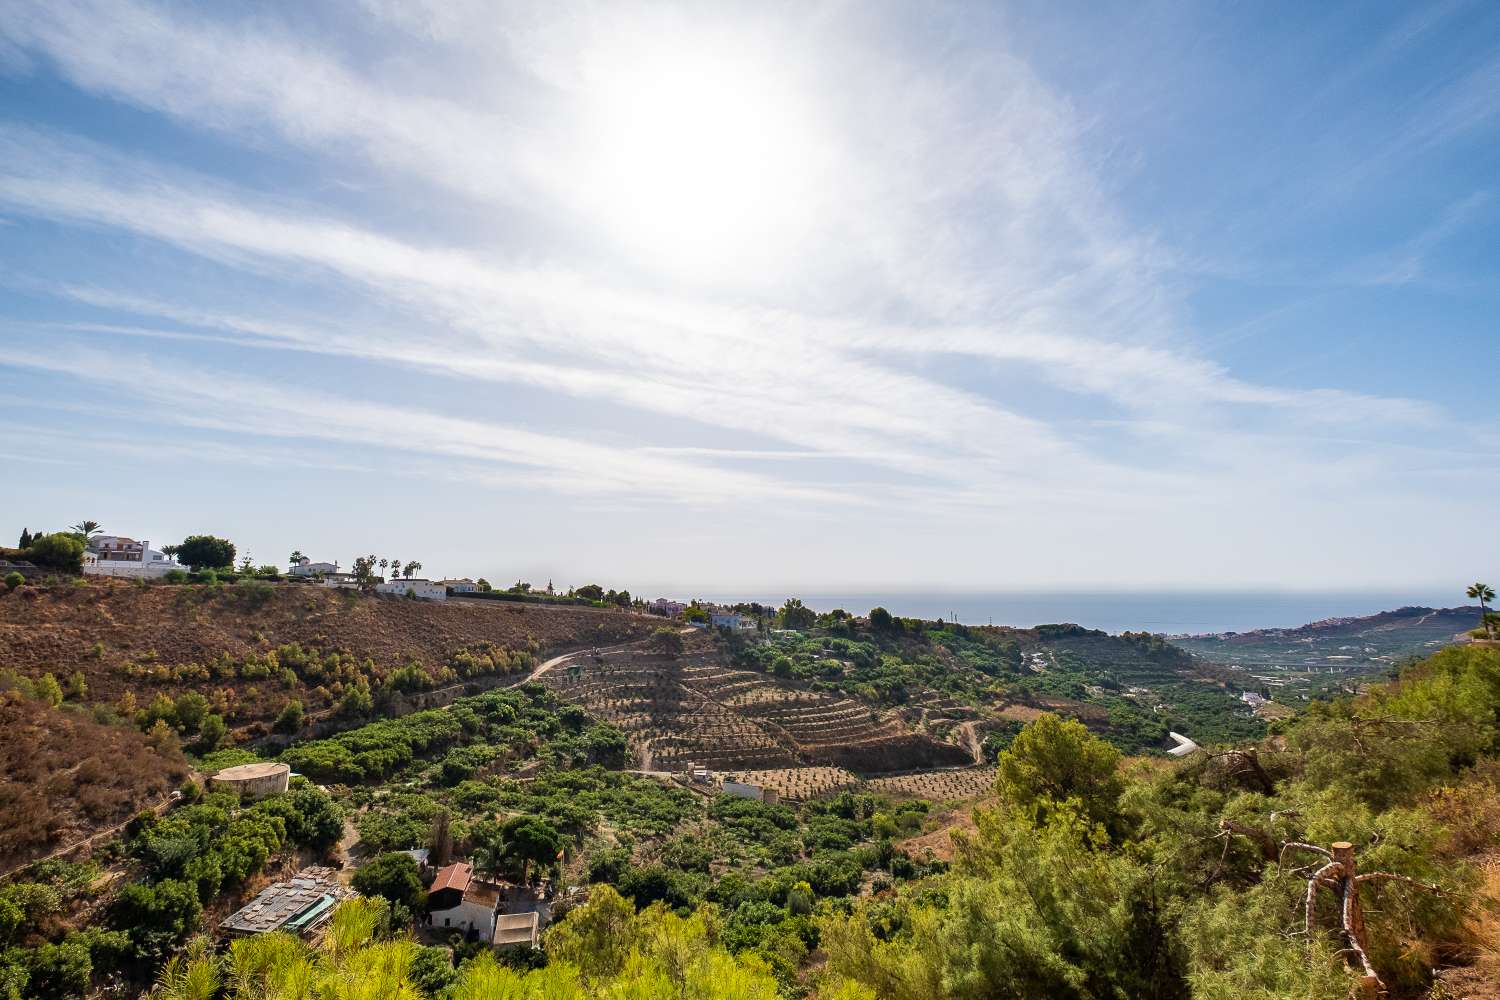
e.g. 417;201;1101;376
1330;842;1382;998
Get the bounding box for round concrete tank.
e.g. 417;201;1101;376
211;761;291;799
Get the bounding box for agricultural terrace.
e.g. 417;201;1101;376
538;638;969;774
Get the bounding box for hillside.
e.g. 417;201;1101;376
0;580;657;733
1170;604;1481;701
736;618;1263;755
0;689;190;872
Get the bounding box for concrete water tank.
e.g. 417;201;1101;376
212;761;291;799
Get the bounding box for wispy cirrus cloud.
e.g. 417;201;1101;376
0;0;1490;587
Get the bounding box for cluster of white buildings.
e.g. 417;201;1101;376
648;598;756;631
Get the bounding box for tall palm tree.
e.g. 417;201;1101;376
404;560;421;579
289;549;305;568
1468;582;1495;639
70;520;103;538
379;558;389;579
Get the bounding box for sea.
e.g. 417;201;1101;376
683;590;1461;637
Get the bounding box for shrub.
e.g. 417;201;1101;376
25;534;85;574
3;571;21;591
352;853;426;912
273;699;305;734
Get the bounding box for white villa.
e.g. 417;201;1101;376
375;578;447;601
439;578;479;594
710;611;755;630
289;557;340;577
82;536;185;579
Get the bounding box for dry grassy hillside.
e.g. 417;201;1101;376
0;689;190;871
0;581;657;726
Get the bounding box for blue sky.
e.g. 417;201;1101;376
0;0;1495;593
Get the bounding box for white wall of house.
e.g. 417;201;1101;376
721;780;767;802
83;547;185;578
442;579;479;593
289;559;339;577
430;900;497;941
376;579;447;601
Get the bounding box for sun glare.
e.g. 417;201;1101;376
578;44;821;278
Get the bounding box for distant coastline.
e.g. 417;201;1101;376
681;590;1460;635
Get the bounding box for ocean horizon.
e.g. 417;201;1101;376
680;589;1464;636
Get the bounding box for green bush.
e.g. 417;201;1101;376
25;534;85;573
3;571;22;591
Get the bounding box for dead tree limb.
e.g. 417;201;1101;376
1218;818;1279;862
1290;839;1445;997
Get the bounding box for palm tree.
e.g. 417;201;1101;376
1468;582;1495;639
70;520;103;538
378;558;389;579
288;549;305;568
404;560;421;579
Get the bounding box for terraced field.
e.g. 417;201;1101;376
715;764;996;803
866;766;995;801
539;636;970;775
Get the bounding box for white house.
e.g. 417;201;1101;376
376;578;447;601
427;863;501;942
319;573;362;590
709;611;754;630
289;557;340;577
440;578;479;594
83;536;185;579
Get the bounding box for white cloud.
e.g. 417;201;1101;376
0;1;1487;586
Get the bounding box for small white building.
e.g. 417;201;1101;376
428;863;502;941
710;611;743;630
440;578;479;594
721;779;779;804
289;557;340;577
319;573;362;589
376;578;447;601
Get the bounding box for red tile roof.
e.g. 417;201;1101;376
430;862;472;895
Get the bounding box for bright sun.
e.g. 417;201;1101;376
577;43;822;277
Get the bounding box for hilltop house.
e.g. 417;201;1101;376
289;557;340;577
649;598;688;617
440;578;479;594
376;578;447;601
710;611;754;630
82;536;184;579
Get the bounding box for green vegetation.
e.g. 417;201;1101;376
172;535;236;572
3;572;21;591
0;783;341;997
280;685;617;785
17;534;84;574
817;642;1500;999
735;614;1260;753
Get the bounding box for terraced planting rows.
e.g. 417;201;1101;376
865;766;996;801
540;641;969;775
718;764;996;803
